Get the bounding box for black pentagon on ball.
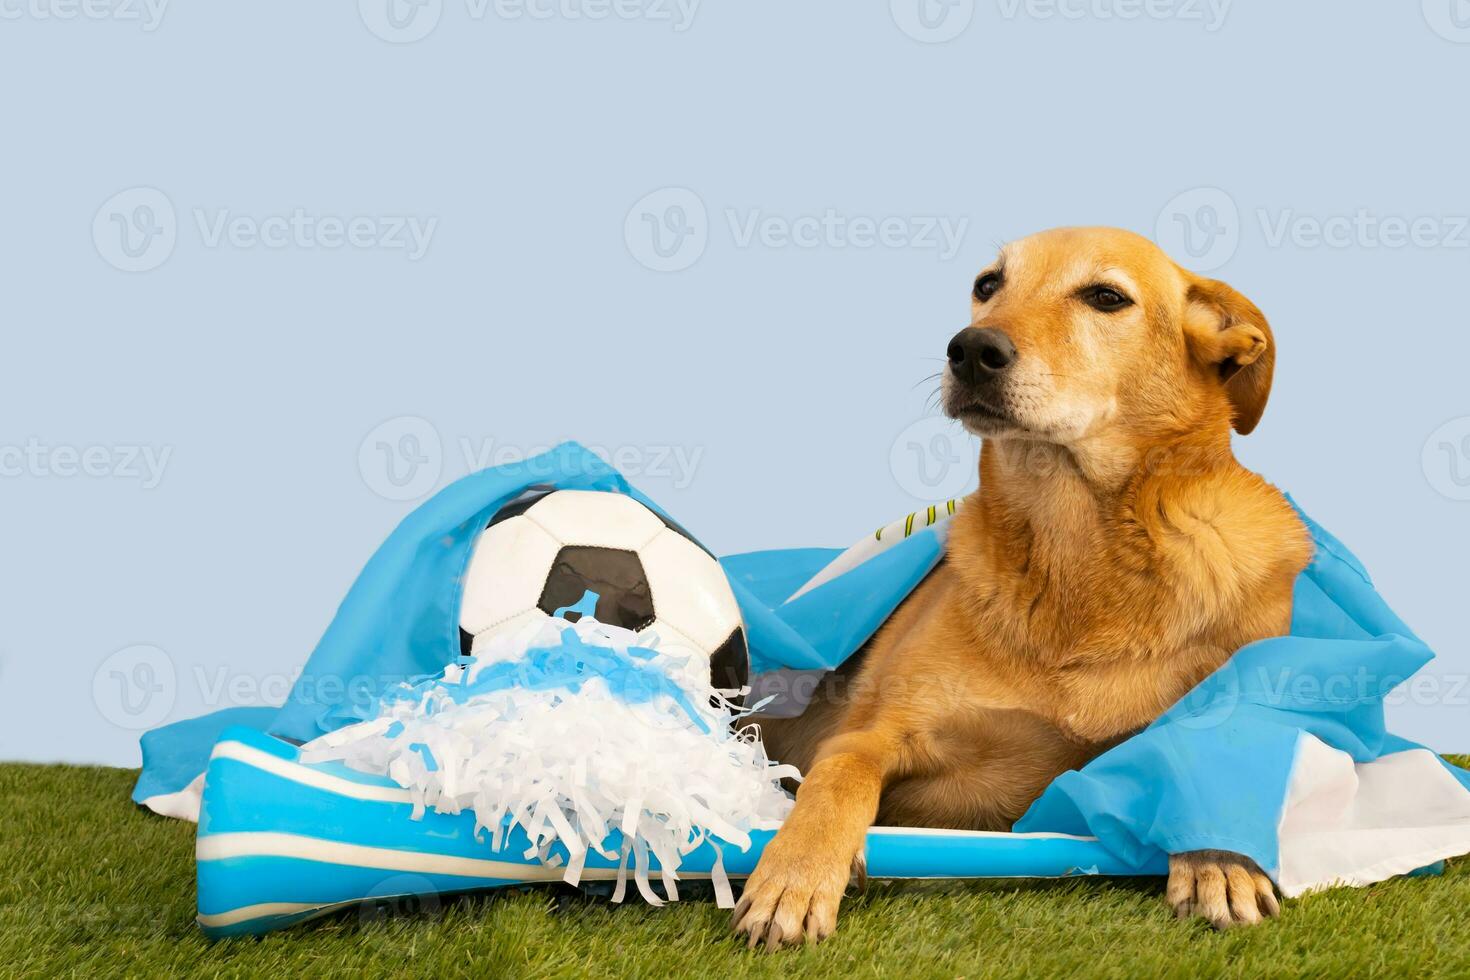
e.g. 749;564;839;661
476;487;745;695
709;626;750;699
537;545;656;633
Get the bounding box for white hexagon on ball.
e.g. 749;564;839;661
639;528;742;653
459;515;562;637
520;489;664;549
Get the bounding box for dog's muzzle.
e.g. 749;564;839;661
944;326;1019;429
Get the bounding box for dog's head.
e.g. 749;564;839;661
942;227;1274;448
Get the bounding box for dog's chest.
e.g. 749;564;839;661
970;534;1186;660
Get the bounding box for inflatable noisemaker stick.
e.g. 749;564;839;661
194;597;1150;937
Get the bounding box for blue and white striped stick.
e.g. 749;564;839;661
194;726;1162;937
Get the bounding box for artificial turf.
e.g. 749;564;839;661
5;760;1470;978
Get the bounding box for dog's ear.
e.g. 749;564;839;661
1183;276;1274;435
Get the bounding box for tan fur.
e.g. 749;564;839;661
733;227;1313;948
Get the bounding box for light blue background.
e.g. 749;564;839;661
3;1;1469;765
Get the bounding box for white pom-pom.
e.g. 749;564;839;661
301;610;796;907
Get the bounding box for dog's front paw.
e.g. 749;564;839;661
1167;849;1280;929
731;836;863;950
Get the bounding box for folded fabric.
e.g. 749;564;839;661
133;441;1470;923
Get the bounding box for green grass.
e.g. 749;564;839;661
6;762;1470;979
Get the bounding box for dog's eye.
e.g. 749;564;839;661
973;272;1002;302
1083;285;1132;312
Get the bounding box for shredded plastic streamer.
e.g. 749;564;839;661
300;604;797;907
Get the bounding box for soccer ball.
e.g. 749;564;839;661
458;488;749;695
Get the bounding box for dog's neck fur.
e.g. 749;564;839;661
978;419;1234;563
949;411;1291;664
940;412;1311;743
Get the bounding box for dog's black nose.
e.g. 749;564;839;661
947;326;1016;382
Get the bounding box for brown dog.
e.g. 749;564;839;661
734;227;1313;947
